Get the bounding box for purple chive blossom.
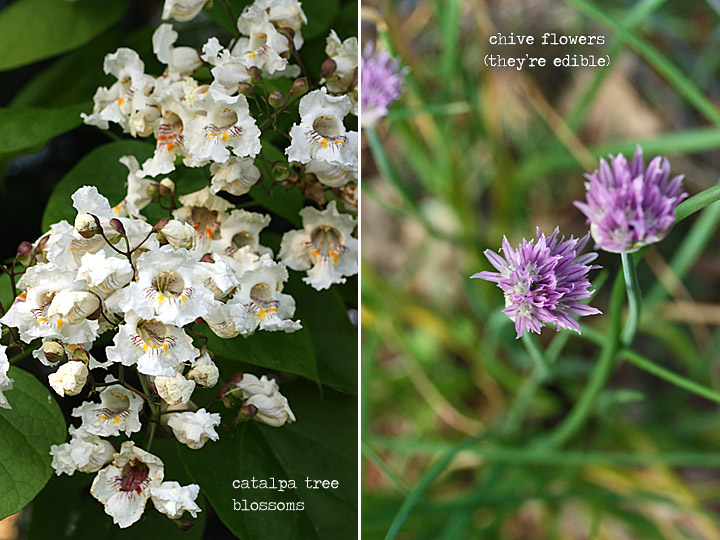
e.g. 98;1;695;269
361;42;408;126
574;146;687;253
471;228;601;338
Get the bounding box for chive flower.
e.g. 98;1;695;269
472;228;601;338
574;146;686;253
360;42;407;126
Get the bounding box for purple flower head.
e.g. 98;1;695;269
471;228;601;338
361;42;408;126
574;146;687;253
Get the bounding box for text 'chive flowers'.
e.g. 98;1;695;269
471;228;601;338
574;146;687;253
360;42;407;126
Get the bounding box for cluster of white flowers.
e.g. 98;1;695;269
0;0;357;529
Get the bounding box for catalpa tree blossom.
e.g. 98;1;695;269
0;0;357;533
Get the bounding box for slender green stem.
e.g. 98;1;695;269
362;442;410;495
138;374;159;451
521;333;550;379
621;349;720;405
620;252;642;345
537;274;625;449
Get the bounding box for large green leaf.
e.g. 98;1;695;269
251;141;304;227
0;366;66;520
28;439;207;539
41;140;210;231
201;323;320;387
0;0;128;71
0;103;89;156
301;0;339;40
178;381;357;540
286;275;357;393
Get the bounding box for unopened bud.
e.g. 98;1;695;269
199;253;215;263
237;82;256;99
289;77;309;97
48;290;101;325
152;217;171;232
239;403;259;419
71;347;91;364
268;90;285;109
17;241;32;258
321;58;337;78
271;161;290;182
48;360;89;397
109;219;126;236
175;518;195;531
43;341;66;363
156;220;196;250
304;180;326;206
87;304;103;321
248;66;262;82
75;213;101;239
279;50;292;59
159;178;176;198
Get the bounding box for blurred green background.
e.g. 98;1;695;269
361;0;720;538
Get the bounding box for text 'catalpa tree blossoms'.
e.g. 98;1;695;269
0;0;358;536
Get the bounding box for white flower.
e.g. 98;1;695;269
77;250;133;298
50;426;114;475
141;99;194;177
286;88;358;169
210;157;261;196
233;4;291;74
106;313;199;377
157;220;197;250
201;37;252;96
324;30;358;97
81;48;156;134
196;256;239;301
91;441;164;528
256;0;307;49
167;408;221;449
48;361;89;397
119;245;217;326
33;339;105;369
113;155;158;218
153;23;202;78
155;373;195;405
305;158;356;188
234;373;295;427
73;381;144;437
185;92;262;163
233;254;301;333
279;200;358;290
150;481;201;519
202;298;251;338
187;353;219;387
173;187;233;249
162;0;211;22
211;209;272;260
0;343;12;409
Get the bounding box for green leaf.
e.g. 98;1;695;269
178;381;357;540
301;0;339;40
0;0;128;71
28;439;207;539
0;103;89;156
286;274;357;393
201;322;320;387
333;1;358;40
0;366;66;520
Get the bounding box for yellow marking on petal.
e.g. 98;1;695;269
207;133;218;138
99;416;108;422
221;132;229;142
180;294;187;303
334;140;343;146
330;251;339;264
249;51;257;58
167;142;176;152
163;344;168;352
113;416;121;425
117;97;125;105
56;319;64;329
38;317;48;324
320;139;328;149
142;344;149;352
157;295;166;305
311;249;320;259
257;309;266;321
266;308;276;313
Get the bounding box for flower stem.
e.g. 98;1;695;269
537;273;625;449
621;252;642;346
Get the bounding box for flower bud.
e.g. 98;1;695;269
156;220;196;250
17;241;33;258
155;374;195;405
248;66;262;82
48;361;89;397
304;177;326;206
43;341;67;363
239;403;258;420
289;77;309;97
271;161;291;182
159;178;176;198
176;518;195;532
109;218;126;236
268;90;286;109
199;253;215;263
237;82;256;99
48;290;101;325
75;213;101;239
71;347;91;364
187;363;219;388
152;216;171;233
321;58;337;78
